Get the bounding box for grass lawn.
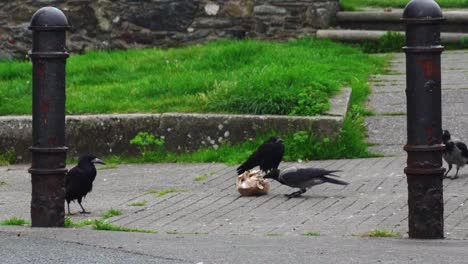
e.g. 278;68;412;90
0;38;387;162
0;38;383;116
341;0;468;10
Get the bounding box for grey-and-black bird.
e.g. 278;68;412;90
264;167;349;197
442;130;468;179
65;154;105;215
237;136;284;175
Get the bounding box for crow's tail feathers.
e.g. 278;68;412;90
237;165;247;175
325;170;342;177
324;176;349;186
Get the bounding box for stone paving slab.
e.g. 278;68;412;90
365;51;468;156
4;227;468;264
2;157;468;239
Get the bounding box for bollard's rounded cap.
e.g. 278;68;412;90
403;0;443;19
29;7;70;31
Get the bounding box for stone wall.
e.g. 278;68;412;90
0;88;350;163
0;113;343;163
0;0;339;59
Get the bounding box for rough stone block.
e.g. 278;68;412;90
0;88;350;162
0;0;340;58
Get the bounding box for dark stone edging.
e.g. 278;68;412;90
0;88;351;162
336;10;468;33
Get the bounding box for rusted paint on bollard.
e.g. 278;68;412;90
402;0;445;239
28;7;70;227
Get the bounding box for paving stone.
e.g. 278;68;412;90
365;50;468;157
3;156;468;239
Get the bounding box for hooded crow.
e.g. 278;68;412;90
237;136;284;175
264;167;349;197
442;130;468;179
65;154;106;214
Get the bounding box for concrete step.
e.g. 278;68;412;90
316;29;468;45
336;10;468;32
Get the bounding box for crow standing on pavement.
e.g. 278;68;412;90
442;130;468;179
264;167;349;197
237;136;284;175
65;154;106;215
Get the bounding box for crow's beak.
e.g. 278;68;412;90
92;158;106;165
277;138;284;143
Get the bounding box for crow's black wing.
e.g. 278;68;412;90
65;166;94;201
259;143;284;172
65;166;85;200
237;142;272;174
455;141;468;158
279;167;343;188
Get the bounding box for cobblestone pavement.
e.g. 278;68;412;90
2;51;468;263
2;156;468;239
366;50;468;156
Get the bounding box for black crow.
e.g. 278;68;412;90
237;136;284;175
264;167;349;197
65;154;105;215
442;130;468;179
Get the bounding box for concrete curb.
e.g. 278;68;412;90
336;10;468;32
316;29;468;44
0;88;351;162
338;10;468;23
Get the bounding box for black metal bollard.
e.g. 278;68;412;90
28;7;70;227
402;0;445;239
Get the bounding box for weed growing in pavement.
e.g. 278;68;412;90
101;208;123;219
0;217;30;226
129;201;148;207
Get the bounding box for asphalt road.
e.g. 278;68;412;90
1;227;468;264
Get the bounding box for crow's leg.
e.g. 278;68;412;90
77;197;90;214
452;166;460;179
444;163;452;178
67;201;73;215
66;201;74;215
285;188;307;198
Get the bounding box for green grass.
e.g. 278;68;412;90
145;189;159;195
0;38;384;117
0;217;30;226
106;80;387;164
360;32;405;53
0;150;16;166
166;230;208;235
98;114;377;164
194;172;215;181
360;229;401;237
156;189;187;197
303;232;321;236
92;219;156;233
101;208;123;219
98;40;385;163
129;200;148;206
144;188;188;197
381;112;406;116
64;217;94;228
0;38;386;162
0;181;7;185
340;0;468;10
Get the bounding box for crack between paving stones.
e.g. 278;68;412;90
1;231;191;263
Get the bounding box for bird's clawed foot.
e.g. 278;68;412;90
67;212;75;216
80;211;91;214
285;190;305;198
